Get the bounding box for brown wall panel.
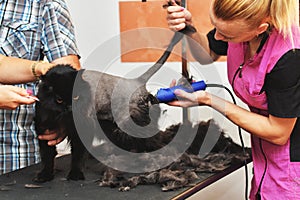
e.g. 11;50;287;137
119;0;225;62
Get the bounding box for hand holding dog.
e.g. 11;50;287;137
38;130;66;146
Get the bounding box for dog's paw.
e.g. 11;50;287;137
119;186;131;192
67;170;85;181
33;171;54;183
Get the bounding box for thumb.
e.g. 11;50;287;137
174;89;190;99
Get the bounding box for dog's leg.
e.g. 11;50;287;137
33;140;57;183
67;130;87;181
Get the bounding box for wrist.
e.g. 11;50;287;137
203;91;212;106
31;61;43;81
31;61;55;80
181;23;197;36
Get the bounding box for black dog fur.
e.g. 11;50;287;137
33;66;88;182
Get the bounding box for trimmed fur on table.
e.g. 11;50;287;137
95;120;251;192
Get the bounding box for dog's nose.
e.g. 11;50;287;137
149;94;159;105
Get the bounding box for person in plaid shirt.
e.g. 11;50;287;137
0;0;81;174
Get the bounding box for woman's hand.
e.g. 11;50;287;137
165;0;193;31
168;89;211;107
0;85;36;109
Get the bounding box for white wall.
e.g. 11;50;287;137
64;1;252;199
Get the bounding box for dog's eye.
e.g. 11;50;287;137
56;99;63;104
56;95;63;104
56;98;63;104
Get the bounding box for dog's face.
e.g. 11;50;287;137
37;65;77;110
128;85;160;127
35;65;78;133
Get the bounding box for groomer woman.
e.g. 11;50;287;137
165;0;300;199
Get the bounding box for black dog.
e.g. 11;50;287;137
33;66;88;182
33;26;197;183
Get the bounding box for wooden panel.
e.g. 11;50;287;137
119;1;181;62
119;0;225;62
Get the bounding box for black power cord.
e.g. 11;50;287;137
206;83;249;200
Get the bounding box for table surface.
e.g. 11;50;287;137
0;155;251;200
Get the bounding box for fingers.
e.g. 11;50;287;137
19;97;36;105
166;5;185;18
38;62;55;75
174;89;192;100
38;130;66;146
168;89;203;107
38;130;57;141
47;137;64;146
165;3;188;31
169;79;177;87
7;86;36;104
17;89;36;105
0;86;36;109
168;89;191;107
168;19;187;31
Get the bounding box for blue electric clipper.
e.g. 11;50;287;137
156;80;207;103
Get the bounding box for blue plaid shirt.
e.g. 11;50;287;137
0;0;80;174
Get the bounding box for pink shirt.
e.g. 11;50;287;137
227;28;300;200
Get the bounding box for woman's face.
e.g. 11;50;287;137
209;12;259;43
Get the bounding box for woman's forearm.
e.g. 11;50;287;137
208;93;296;145
185;31;220;64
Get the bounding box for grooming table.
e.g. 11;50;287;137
0;155;251;200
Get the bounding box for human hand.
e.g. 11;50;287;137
38;129;66;146
168;89;210;107
0;85;36;110
164;0;193;32
35;61;55;76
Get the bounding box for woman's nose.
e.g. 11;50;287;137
214;30;225;41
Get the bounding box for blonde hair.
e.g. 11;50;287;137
212;0;299;40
